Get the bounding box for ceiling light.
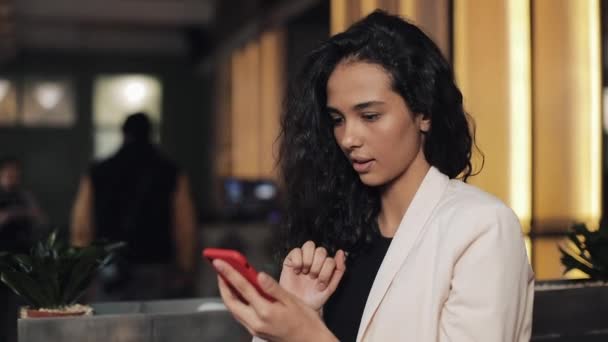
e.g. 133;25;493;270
35;82;64;110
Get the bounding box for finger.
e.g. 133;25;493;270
335;249;346;270
326;250;346;294
309;247;327;278
217;276;260;330
316;258;336;290
217;275;248;311
213;259;268;309
301;240;316;274
257;271;293;305
283;247;303;274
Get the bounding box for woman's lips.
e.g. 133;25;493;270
352;159;374;173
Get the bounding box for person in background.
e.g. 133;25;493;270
70;112;197;300
0;156;46;253
0;156;47;342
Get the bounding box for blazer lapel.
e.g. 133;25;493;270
356;167;449;342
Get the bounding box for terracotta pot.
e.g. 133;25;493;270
19;305;93;318
25;309;87;318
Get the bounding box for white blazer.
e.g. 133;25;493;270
252;166;534;342
355;166;534;341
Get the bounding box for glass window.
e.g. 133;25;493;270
92;74;162;159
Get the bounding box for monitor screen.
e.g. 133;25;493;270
221;178;280;220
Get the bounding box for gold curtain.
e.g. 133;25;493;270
332;0;602;279
330;0;450;58
532;0;602;233
214;29;285;180
454;0;532;233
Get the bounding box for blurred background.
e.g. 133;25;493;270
0;0;606;304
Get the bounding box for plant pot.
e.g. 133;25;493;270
20;304;93;319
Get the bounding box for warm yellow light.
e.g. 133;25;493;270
398;0;417;20
524;236;532;265
453;3;468;104
587;0;602;230
569;0;602;230
507;0;532;233
330;0;347;35
231;41;261;179
564;269;591;280
360;0;378;17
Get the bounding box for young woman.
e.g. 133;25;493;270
213;10;534;342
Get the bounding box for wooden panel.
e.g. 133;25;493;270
454;1;513;207
454;0;532;232
231;42;261;179
532;0;602;232
331;0;450;58
398;0;450;59
259;30;285;179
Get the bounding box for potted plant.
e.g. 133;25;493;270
559;222;608;279
0;230;124;318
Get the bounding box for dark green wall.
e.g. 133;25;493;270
0;51;213;230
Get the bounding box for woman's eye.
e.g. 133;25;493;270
330;115;344;125
362;113;380;121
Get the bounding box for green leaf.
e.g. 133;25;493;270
61;248;105;303
560;222;608;279
566;234;585;253
12;254;33;273
1;271;50;308
0;230;124;308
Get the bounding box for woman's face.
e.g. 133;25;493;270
326;61;430;187
0;162;21;191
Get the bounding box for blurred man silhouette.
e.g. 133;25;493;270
70;112;197;300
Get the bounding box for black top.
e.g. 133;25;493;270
90;142;178;264
324;234;392;342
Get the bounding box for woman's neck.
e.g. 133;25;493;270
377;151;430;237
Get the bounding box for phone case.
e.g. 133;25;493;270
203;248;275;302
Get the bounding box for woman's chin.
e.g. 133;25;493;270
358;173;386;187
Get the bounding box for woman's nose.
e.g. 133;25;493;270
339;122;363;150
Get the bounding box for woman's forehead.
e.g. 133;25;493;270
326;61;396;106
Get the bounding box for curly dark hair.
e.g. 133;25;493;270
278;10;479;258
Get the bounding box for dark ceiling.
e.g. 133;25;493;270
0;0;322;66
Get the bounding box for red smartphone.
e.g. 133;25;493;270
203;248;275;302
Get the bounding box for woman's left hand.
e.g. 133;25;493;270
214;259;338;342
279;242;345;312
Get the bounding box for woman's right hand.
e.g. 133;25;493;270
279;241;346;312
214;259;338;342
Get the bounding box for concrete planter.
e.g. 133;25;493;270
18;298;250;342
532;279;608;341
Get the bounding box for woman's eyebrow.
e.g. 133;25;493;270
353;101;385;111
326;106;343;115
327;101;385;114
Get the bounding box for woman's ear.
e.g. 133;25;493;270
418;114;431;133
